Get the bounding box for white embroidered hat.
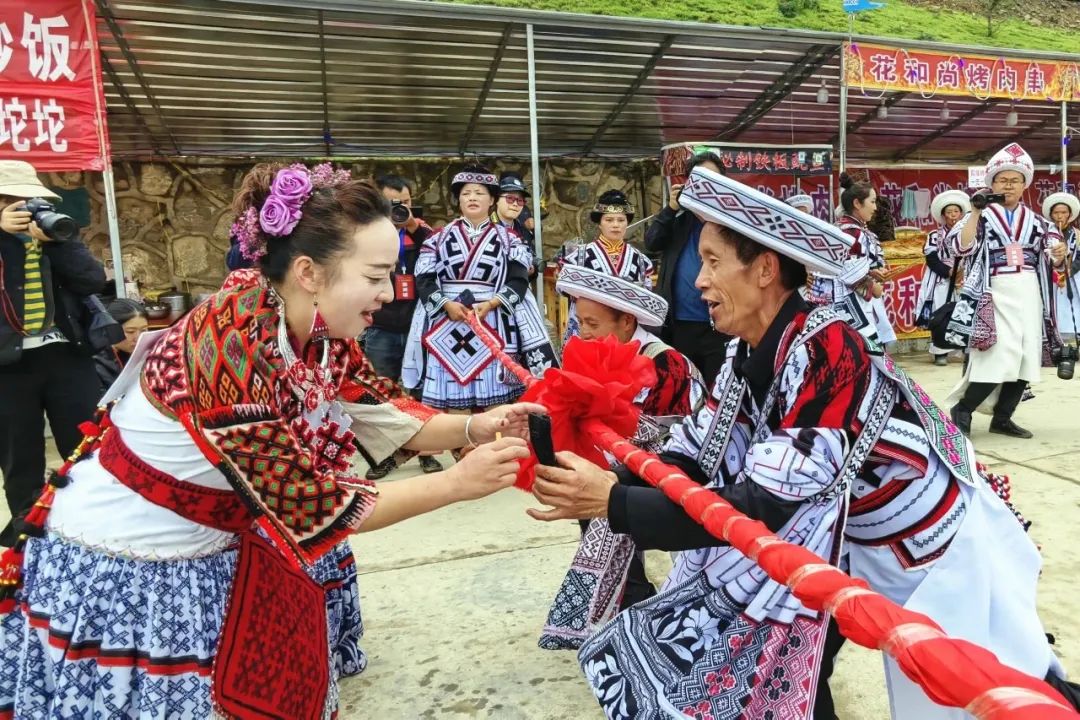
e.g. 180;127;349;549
785;194;813;212
984;143;1034;188
931;190;972;225
556;264;667;327
1042;192;1080;223
679;167;853;276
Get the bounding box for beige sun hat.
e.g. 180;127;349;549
0;161;60;200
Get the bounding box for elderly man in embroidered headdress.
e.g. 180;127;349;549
945;144;1067;439
526;168;1074;720
537;265;704;650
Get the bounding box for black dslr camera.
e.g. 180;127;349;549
1052;344;1079;380
971;191;1007;211
24;198;79;243
389;200;410;225
389;200;422;225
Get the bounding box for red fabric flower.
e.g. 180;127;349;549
514;335;656;490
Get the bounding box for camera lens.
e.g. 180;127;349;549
390;202;410;224
1058;360;1074;381
39;213;80;242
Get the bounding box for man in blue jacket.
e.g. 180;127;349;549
644;151;731;385
0;161;105;546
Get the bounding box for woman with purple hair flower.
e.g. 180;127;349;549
0;162;545;718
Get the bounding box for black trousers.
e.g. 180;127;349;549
958;379;1027;420
814;618;847;719
0;343;99;546
669;320;732;389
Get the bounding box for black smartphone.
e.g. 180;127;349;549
528;413;557;467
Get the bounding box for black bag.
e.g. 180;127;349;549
83;294;124;351
927;259;964;350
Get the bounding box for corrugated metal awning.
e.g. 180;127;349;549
97;0;1080;164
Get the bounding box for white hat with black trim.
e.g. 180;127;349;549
556;264;667;327
679;167;853;276
1042;192;1080;223
931;190;972;225
785;194;813;212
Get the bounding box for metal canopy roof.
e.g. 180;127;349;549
98;0;1080;164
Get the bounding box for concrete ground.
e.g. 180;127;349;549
7;354;1078;719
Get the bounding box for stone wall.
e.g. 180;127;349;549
49;157;663;297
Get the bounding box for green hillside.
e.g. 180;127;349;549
444;0;1079;55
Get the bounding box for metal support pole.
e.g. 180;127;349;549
1063;101;1069;191
84;0;123;297
828;173;835;222
838;49;848;177
527;23;544;308
102;166;125;298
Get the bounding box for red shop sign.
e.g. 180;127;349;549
0;0;109;171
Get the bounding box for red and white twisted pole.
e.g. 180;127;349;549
462;311;1077;719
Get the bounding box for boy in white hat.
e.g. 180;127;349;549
946;144;1067;438
917;189;971;365
0;161;105;546
1043;192;1080;337
537;264;703;651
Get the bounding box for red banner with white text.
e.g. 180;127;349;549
844;41;1080;102
0;0;109;171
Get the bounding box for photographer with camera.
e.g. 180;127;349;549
945;145;1067;439
644;150;731;386
362;174;442;478
0;161;105;545
1045;193;1080;381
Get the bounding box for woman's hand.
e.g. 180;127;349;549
444;301;468;322
527;451;617;521
473;298;501;320
470;403;547;443
446;436;530;501
0;201;31;236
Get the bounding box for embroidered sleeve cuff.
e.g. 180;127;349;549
495;288;522;309
425;291;449;317
337;478;380;530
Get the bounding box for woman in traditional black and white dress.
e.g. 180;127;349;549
811;174;896;345
1044;192;1080;339
945;144;1067;439
917;190;970;365
561;189;653;341
402;166;556;411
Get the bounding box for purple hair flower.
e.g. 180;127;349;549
271;167;313;206
260;194;302;237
